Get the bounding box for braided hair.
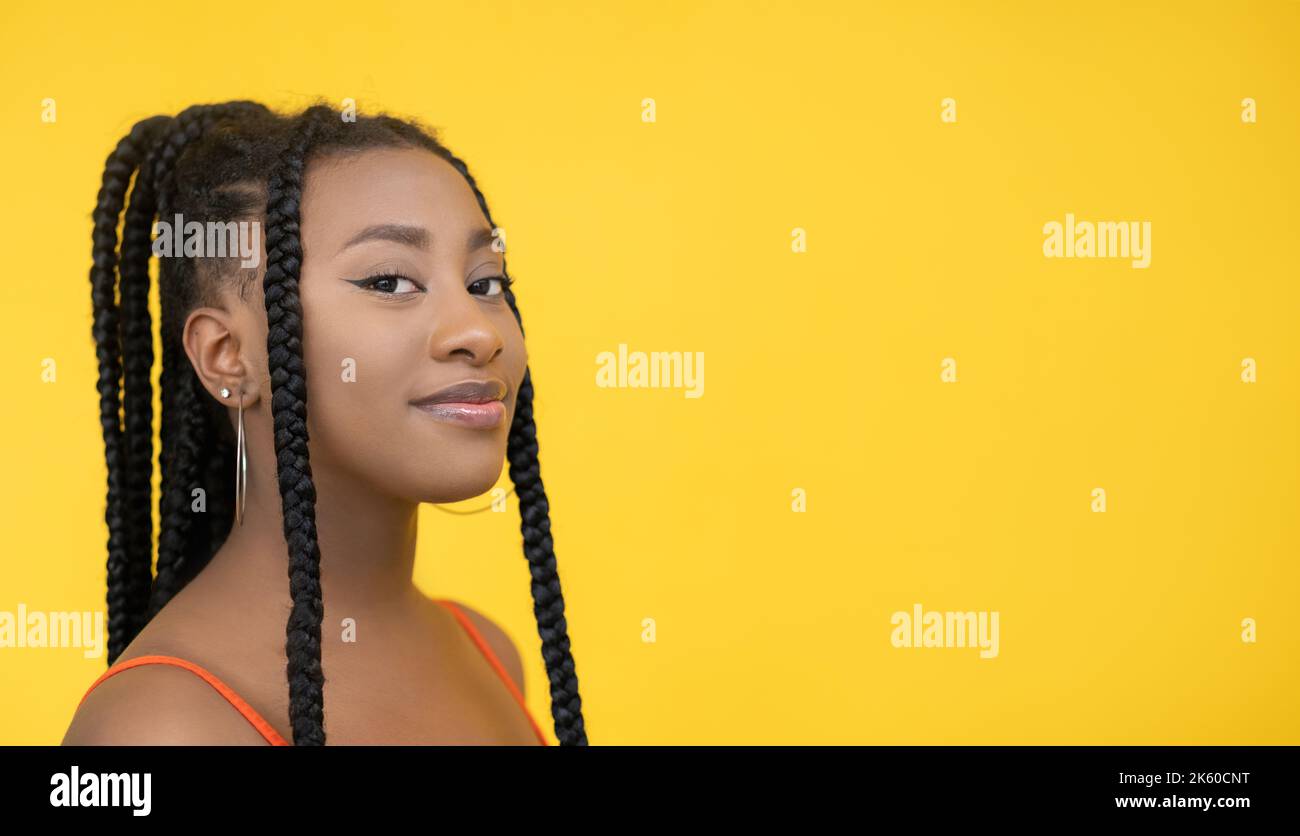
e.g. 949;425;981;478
88;101;588;745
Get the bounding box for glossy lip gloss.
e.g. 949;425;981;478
412;400;506;429
410;378;508;429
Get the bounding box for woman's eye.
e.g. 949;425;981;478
468;275;514;297
347;274;422;295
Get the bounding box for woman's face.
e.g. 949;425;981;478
262;145;526;504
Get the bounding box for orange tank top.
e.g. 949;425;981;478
77;599;550;746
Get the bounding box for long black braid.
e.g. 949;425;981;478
90;114;170;663
260;105;334;744
139;102;271;620
89;101;588;745
439;154;588;746
113;103;271;632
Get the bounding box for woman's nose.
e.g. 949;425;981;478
424;284;504;365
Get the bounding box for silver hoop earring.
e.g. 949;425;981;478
235;389;247;526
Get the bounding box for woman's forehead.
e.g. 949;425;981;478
301;146;484;249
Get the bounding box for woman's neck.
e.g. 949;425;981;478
200;451;426;615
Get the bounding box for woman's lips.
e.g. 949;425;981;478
411;400;506;429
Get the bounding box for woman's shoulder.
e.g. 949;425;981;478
434;598;527;698
62;652;276;746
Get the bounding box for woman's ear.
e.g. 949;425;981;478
183;306;262;408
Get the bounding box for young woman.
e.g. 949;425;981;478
61;102;587;746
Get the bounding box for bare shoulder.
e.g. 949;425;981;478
441;599;528;698
62;661;274;746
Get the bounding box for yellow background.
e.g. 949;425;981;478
1;0;1296;744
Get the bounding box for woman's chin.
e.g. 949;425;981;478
411;472;505;506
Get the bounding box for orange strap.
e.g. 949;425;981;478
77;654;290;746
435;599;551;746
77;600;550;746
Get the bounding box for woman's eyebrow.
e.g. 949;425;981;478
338;223;429;254
337;224;498;255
